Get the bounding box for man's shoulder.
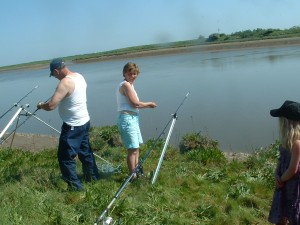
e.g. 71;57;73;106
74;72;86;80
69;72;82;77
64;73;84;80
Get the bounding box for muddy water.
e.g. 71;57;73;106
1;45;300;152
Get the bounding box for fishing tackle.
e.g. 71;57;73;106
0;96;51;145
1;97;119;177
0;85;38;120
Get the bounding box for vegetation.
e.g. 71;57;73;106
207;26;300;43
0;125;279;224
1;26;300;72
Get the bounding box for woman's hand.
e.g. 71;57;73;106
276;175;284;188
148;102;157;108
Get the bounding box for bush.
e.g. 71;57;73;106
244;142;279;187
186;148;225;165
207;33;219;42
179;132;219;153
90;125;122;149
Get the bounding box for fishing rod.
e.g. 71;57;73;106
0;97;51;145
22;108;61;133
152;92;189;184
93;92;190;225
0;85;38;120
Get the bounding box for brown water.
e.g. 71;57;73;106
1;46;300;152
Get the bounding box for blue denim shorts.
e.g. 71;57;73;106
117;113;143;149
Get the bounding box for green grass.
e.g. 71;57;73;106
0;128;279;225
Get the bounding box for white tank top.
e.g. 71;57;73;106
58;73;90;126
117;80;139;114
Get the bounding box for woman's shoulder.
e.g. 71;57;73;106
292;140;300;152
121;81;134;89
119;80;128;86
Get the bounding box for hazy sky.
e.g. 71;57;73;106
0;0;299;67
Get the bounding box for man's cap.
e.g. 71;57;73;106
50;58;65;76
270;100;300;121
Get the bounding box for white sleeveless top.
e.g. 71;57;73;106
58;73;90;126
117;80;139;114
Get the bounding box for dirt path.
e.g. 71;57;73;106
1;133;58;151
0;133;251;161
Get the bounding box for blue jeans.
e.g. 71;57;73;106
58;121;99;191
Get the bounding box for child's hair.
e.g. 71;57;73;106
122;62;140;77
279;117;300;150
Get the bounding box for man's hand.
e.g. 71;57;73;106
37;101;44;110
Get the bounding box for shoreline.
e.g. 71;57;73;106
74;37;300;64
1;37;300;73
0;133;59;151
0;132;251;160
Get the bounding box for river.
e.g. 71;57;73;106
1;45;300;152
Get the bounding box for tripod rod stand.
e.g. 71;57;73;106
0;104;29;141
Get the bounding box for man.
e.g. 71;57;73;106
37;58;100;191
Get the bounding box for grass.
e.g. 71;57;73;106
0;127;279;225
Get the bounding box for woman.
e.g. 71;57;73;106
269;100;300;225
117;62;157;179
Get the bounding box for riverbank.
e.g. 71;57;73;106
1;37;300;73
1;133;58;151
0;133;251;160
74;37;300;63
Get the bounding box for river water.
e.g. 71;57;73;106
1;45;300;152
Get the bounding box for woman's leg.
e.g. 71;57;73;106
135;149;139;168
127;148;139;174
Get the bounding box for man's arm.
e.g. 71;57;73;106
37;78;73;111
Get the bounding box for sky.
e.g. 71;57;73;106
0;0;299;67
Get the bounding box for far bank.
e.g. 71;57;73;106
74;37;300;63
1;37;300;73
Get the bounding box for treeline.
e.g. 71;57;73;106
205;26;300;43
116;26;300;52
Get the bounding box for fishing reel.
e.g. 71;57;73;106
102;216;114;225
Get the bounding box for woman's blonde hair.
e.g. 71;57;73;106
122;62;140;77
279;117;300;150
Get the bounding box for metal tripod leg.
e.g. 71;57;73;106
151;113;177;184
0;107;23;140
10;113;21;148
22;108;61;133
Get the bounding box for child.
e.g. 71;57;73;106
268;100;300;225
